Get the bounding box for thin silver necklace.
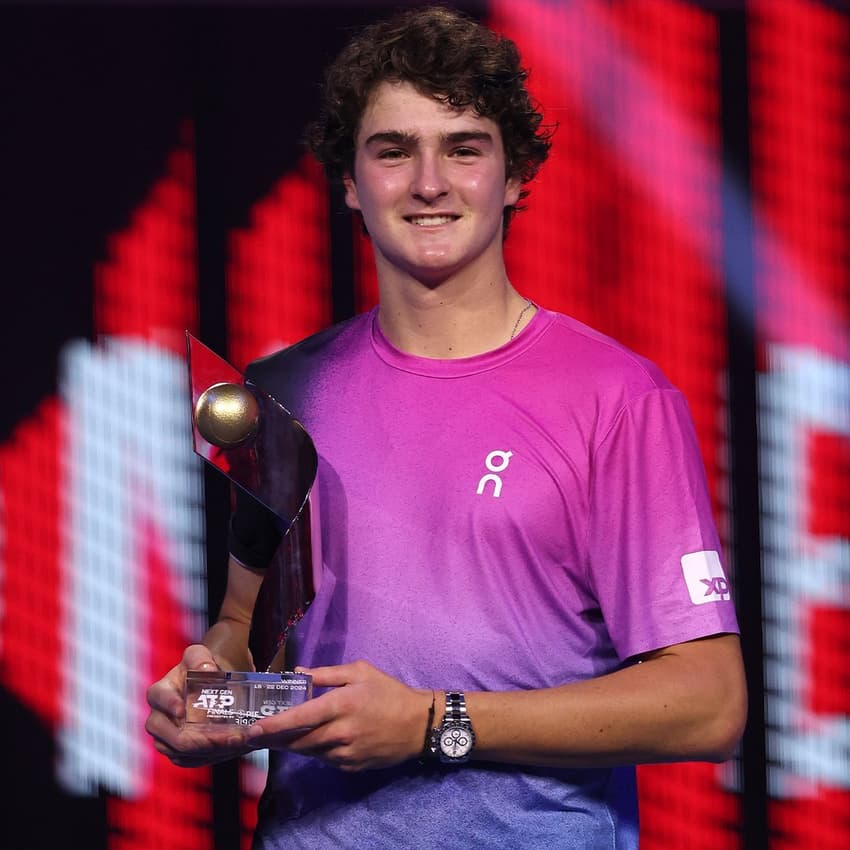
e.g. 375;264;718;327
510;298;536;340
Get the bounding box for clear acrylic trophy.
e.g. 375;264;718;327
183;333;320;726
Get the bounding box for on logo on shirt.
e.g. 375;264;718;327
680;550;730;604
476;449;513;498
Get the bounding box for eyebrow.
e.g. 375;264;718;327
363;130;495;148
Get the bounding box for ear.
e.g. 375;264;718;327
504;174;521;208
343;173;361;211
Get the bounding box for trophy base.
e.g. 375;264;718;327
184;670;312;726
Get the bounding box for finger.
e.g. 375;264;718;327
295;660;372;688
148;717;252;765
152;737;246;769
149;734;213;768
242;689;345;744
147;678;189;722
146;680;177;713
148;649;220;720
266;720;355;763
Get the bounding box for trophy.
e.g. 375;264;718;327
182;333;320;726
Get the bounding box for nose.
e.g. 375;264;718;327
411;151;450;203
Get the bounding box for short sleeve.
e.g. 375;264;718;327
587;388;739;660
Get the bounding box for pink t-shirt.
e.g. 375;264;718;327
235;306;739;850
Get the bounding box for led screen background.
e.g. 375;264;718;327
1;1;848;848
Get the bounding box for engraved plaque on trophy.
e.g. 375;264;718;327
183;333;321;726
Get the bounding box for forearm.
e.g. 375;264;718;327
463;634;746;768
202;555;266;672
201;618;254;672
255;634;747;773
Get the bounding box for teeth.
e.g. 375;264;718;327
408;215;455;226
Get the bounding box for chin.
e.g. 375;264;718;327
409;259;466;286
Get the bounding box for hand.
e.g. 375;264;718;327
145;644;255;768
239;660;433;773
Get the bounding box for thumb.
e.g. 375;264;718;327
182;644;220;672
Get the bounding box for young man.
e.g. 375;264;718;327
146;7;746;848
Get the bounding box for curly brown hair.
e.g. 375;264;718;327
307;6;553;221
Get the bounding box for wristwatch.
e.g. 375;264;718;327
433;691;476;764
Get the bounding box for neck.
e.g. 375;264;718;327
375;266;535;358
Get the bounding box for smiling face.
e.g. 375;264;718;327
343;81;521;290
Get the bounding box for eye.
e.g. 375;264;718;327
377;148;408;161
451;146;480;157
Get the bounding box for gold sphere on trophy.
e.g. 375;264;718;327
194;382;260;448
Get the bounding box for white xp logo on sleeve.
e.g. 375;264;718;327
680;550;730;604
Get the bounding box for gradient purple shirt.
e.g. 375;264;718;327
235;307;739;850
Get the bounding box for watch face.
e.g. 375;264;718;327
439;722;474;759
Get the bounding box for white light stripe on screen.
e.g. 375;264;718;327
57;338;206;796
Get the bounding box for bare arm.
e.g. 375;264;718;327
201;556;265;672
238;632;746;772
148;557;746;773
466;633;746;767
